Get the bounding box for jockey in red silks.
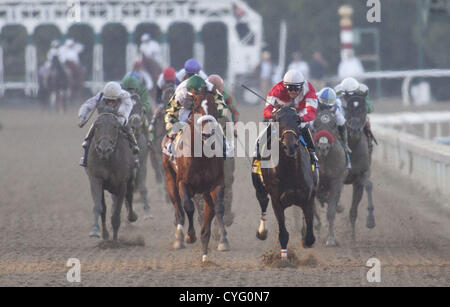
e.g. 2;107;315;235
256;69;319;168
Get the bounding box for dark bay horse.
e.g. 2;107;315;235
127;94;150;212
47;56;68;113
149;84;175;184
162;90;229;262
254;106;315;262
312;106;348;246
86;112;138;241
344;95;376;240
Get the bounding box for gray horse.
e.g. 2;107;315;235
313;106;348;246
344;95;376;241
128;94;150;212
86;112;138;240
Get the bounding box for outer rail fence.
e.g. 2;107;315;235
372;125;450;207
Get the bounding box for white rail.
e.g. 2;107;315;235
371;111;450;140
372;125;450;205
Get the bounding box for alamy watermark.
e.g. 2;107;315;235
367;0;381;23
168;115;279;169
67;0;81;23
66;258;81;283
366;258;381;283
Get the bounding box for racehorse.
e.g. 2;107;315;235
127;94;150;213
64;60;85;106
254;105;315;261
344;95;376;240
47;56;68;113
162;90;229;262
312;105;348;246
85;110;138;241
141;56;162;101
149;84;176;184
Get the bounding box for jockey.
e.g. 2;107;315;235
317;87;352;169
121;73;151;115
156;66;178;105
176;58;208;83
257;69;319;168
207;74;240;131
139;33;162;65
46;40;63;63
78;82;139;167
59;38;84;65
164;75;225;154
334;77;376;152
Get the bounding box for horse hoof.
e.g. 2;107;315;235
202;255;208;262
326;238;337;247
173;240;185;250
366;217;376;229
256;229;268;241
303;235;315;248
217;241;230;252
143;204;150;213
128;211;138;223
185;234;197;244
102;230;110;240
336;204;345;214
89;229;100;238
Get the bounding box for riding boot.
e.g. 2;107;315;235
123;125;140;155
338;125;352;169
79;124;95;167
301;127;319;169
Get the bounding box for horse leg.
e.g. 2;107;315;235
111;187;126;241
313;201;322;233
365;177;376;229
223;158;235;227
200;195;215;262
138;149;150;212
178;182;196;244
125;177;138;223
88;178;103;238
349;181;364;242
211;183;230;252
164;165;185;249
326;182;343;247
255;186;269;241
272;200;289;261
101;190;109;240
301;197;316;248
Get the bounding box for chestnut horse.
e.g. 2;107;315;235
162;90;229;262
254;106;315;261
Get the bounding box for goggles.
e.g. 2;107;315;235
285;83;303;92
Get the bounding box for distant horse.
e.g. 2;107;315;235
162;90;229;262
344;95;376;240
254;106;315;261
64;60;85;106
149;84;175;184
47;56;68;113
85;112;138;240
128;94;150;213
312;105;348;246
141;56;162;101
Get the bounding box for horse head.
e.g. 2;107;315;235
192;90;219;142
273;105;300;158
344;95;367;140
92;113;121;160
128;94;143;134
313;106;338;159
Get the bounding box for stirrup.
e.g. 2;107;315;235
79;157;87;167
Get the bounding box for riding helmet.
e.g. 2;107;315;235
184;58;201;74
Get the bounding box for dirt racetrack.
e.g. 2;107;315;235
0;103;449;287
